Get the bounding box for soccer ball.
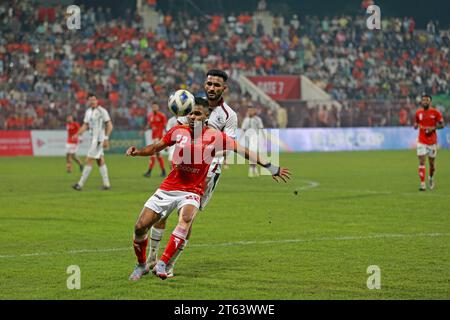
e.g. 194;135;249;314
168;90;195;116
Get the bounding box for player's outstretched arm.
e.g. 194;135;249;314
126;140;168;157
233;142;292;183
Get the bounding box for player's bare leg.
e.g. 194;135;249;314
66;154;72;173
129;207;161;281
428;156;436;190
73;154;83;172
162;175;219;276
97;156;111;190
156;152;166;177
418;155;426;191
155;204;198;280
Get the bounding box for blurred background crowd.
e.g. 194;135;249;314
0;0;449;130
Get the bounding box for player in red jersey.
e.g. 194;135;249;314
126;99;291;280
414;95;444;191
143;103;168;178
65;115;83;173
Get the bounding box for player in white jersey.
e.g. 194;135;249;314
241;106;265;177
147;70;237;278
72;93;114;191
165;115;178;167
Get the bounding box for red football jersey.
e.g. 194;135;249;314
147;111;167;139
415;108;443;145
159;125;236;196
66;121;80;144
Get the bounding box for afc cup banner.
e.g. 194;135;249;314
272;127;450;152
247;76;301;100
1;128;449;156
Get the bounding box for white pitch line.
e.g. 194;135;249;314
1;232;449;259
296;180;320;191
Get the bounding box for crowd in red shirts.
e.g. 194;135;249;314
0;1;448;130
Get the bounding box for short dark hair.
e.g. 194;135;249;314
194;96;209;108
206;69;228;82
87;93;96;98
422;94;432;101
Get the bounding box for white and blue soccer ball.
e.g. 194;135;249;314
168;89;195;116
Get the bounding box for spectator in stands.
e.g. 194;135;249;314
0;1;448;130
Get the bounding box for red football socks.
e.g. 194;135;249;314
157;156;165;171
418;165;426;183
149;156;156;170
133;237;148;264
160;226;187;264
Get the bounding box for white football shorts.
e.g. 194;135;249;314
417;142;437;158
87;141;104;159
65;143;79;154
144;189;201;220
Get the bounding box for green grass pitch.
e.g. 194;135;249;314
0;150;449;299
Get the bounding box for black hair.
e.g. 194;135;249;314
206;69;228;82
194;96;209;109
422;94;432;101
87;93;96;98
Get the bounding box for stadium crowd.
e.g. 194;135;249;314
0;0;448;130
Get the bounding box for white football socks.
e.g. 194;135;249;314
148;227;165;263
78;165;93;187
99;164;110;187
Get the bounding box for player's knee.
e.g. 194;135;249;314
134;221;148;236
180;211;195;225
154;218;166;229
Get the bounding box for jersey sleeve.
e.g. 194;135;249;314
224;112;238;139
102;108;111;123
83;111;89;124
177;116;188;125
161;126;179;146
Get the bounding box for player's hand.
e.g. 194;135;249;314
126;146;138;157
103;140;109;149
272;167;292;183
